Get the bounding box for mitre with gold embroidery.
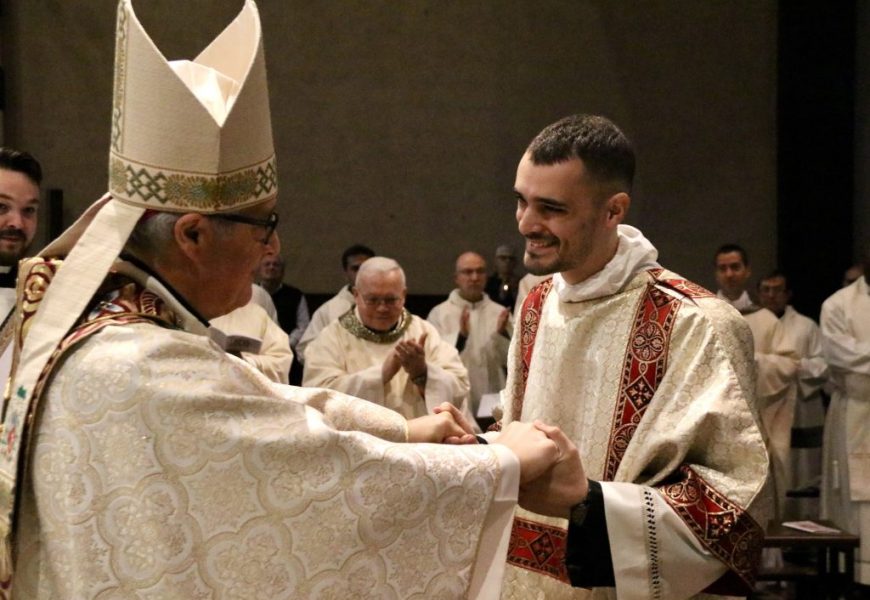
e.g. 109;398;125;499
109;0;276;213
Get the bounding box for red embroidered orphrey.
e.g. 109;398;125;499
505;270;762;593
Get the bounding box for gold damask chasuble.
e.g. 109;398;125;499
8;261;518;598
500;270;770;600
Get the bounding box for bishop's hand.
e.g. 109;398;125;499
407;409;470;444
433;402;478;444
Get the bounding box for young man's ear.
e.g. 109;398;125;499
604;192;630;226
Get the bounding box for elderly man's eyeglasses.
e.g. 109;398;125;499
209;211;279;244
359;295;402;308
457;267;487;276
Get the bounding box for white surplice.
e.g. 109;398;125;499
744;307;800;518
303;309;473;422
427;290;511;415
296;285;354;363
12;264;520;598
211;293;294;384
776;306;828;518
820;275;870;584
249;282;279;322
716;290;759;315
499;226;770;600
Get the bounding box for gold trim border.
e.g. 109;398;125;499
109;155;277;211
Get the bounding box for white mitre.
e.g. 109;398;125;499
108;0;275;212
0;0;275;581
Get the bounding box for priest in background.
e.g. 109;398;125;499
820;243;870;588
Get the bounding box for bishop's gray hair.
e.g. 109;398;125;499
125;212;181;260
356;256;406;288
125;211;234;260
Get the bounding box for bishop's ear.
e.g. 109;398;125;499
173;213;207;258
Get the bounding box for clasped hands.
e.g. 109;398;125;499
382;333;428;383
408;402;588;519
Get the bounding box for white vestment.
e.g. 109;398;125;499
427;290;511;415
499;226;769;600
12;266;520;598
744;308;800;519
296;285;354;363
775;306;828;518
211;292;294;384
249;283;279;322
0;270;17;409
716;290;759;315
820;275;870;584
303;309;474;423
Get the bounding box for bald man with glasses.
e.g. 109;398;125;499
303;256;477;429
428;252;512;427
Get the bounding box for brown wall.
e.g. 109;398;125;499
2;1;778;294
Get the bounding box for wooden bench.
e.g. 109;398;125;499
756;520;859;599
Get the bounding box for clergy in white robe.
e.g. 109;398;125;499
297;284;354;360
428;252;511;420
211;284;294;384
495;115;770;600
744;307;799;519
296;245;374;362
756;271;828;519
10;258;524;598
304;257;473;424
249;281;279;322
820;271;870;584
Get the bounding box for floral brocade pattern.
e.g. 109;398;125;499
512;277;553;424
14;308;504;597
501;269;768;599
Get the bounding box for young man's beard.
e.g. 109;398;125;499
0;230;28;267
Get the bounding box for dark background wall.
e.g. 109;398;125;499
1;1;860;315
778;3;856;320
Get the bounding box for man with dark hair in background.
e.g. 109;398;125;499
0;148;42;391
714;243;759;314
493;114;770;599
751;270;828;520
0;147;41;319
296;243;374;362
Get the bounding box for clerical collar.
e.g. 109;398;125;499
0;264;17;289
338;307;412;343
119;253;211;328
